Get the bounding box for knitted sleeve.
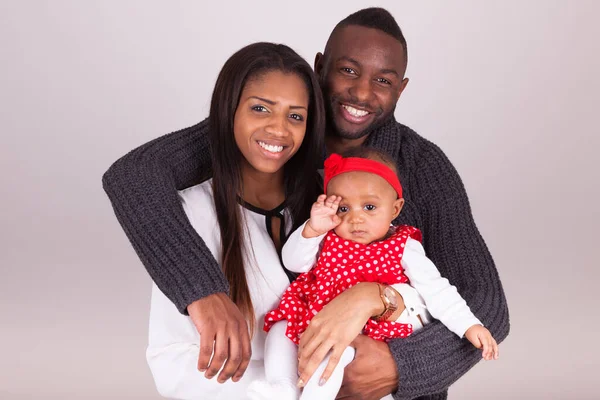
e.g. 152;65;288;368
102;120;229;315
388;140;510;400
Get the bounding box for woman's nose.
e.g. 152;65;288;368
265;114;289;137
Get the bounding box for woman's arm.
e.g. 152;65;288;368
102;120;229;314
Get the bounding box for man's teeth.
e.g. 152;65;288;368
343;105;369;117
258;141;284;153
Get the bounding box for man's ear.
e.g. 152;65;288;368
314;52;324;76
396;77;409;102
392;198;405;220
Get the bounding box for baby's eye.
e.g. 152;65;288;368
337;206;349;213
364;204;376;211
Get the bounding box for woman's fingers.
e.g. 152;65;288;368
298;340;335;387
298;318;328;365
317;346;346;386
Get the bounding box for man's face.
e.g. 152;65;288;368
316;25;409;140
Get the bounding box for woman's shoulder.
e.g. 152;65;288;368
178;179;214;205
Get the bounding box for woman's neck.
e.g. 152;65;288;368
240;163;286;210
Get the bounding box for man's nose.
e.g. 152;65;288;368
348;76;373;105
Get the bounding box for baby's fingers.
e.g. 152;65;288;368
315;194;327;206
492;337;499;360
324;195;341;210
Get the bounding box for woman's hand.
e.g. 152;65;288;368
303;194;342;238
187;293;252;383
296;282;382;387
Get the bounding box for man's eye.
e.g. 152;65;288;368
341;67;356;75
365;204;376;211
377;78;391;85
338;206;348;213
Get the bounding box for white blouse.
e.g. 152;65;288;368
146;180;291;399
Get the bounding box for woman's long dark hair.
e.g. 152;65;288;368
208;42;325;335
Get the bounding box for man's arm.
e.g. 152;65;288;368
389;141;510;399
102;119;229;314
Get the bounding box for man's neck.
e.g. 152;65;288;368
240;163;285;210
325;133;369;156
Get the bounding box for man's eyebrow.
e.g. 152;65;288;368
337;56;361;66
248;96;307;111
380;68;400;77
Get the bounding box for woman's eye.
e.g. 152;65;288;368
337;206;348;213
252;105;268;112
290;113;304;121
341;67;356;75
364;204;376;211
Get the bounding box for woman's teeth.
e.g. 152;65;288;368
258;141;284;153
343;105;369;117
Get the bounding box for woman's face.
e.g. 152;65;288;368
233;70;309;175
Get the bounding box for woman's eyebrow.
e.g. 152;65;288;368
249;96;307;110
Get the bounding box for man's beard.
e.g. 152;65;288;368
325;93;396;141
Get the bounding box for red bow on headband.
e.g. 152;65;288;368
323;153;403;198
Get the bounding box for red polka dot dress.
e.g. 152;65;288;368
264;225;422;344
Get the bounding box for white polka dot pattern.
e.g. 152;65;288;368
263;225;422;344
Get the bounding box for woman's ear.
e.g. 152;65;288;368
392;198;405;220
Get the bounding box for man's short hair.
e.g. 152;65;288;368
333;7;407;61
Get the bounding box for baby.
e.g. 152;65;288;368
248;148;498;400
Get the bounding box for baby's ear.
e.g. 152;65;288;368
392;198;404;219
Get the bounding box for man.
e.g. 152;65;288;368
103;7;509;400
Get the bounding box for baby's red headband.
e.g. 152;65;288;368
323;153;403;198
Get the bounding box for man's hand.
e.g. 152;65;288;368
187;293;252;383
336;334;398;399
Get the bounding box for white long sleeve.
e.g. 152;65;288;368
145;180;290;399
281;221;326;273
401;238;482;337
146;284;266;399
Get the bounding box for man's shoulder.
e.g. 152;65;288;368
386;121;453;169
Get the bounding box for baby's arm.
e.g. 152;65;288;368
282;221;327;273
282;194;341;273
401;238;498;359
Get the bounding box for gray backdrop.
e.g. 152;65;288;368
1;1;598;399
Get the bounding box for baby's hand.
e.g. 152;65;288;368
464;325;499;361
303;194;342;237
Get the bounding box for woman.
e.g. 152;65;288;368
146;42;325;399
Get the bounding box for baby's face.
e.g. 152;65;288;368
327;171;404;244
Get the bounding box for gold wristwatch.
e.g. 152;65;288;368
373;283;398;321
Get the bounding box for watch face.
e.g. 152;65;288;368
383;286;398;308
